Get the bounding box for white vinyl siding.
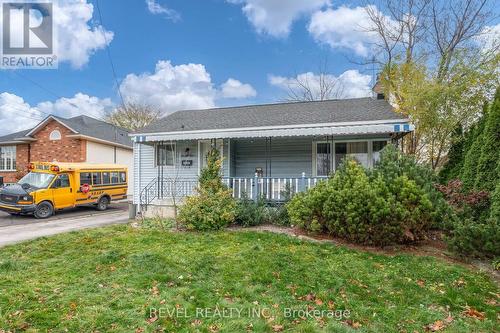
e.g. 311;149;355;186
0;146;16;171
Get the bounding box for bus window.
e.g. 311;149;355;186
120;172;126;183
111;172;119;184
92;172;102;185
52;174;70;188
80;172;91;185
102;172;110;185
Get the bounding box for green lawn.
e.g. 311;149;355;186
0;226;498;332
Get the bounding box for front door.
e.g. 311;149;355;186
199;140;224;173
50;173;74;209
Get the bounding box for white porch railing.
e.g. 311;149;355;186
222;175;327;201
139;175;328;208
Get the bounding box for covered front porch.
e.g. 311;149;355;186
135;134;394;208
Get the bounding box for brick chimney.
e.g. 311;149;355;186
372;75;385;100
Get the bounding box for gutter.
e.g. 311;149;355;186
66;134;133;150
130;118;411;137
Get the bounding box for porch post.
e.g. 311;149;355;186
254;173;259;201
300;172;306;193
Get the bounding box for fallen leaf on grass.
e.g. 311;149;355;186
344;320;361;329
425;320;445;332
453;278;466;287
135;328;144;333
272;324;284;332
209;324;219;332
146;315;158;324
150;282;159;296
315;298;323;306
425;314;453;332
417;280;426;287
462;306;485;320
191;319;202;327
486;298;498;306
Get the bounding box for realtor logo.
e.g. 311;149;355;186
1;1;57;68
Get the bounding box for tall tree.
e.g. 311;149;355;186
461;103;488;190
283;60;346;102
474;87;500;191
366;0;500;168
106;102;161;132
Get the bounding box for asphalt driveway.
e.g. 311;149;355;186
0;202;129;227
0;202;130;247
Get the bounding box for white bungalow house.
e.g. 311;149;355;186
131;96;413;216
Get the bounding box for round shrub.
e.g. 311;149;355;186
287;179;329;233
235;196;266;227
287;154;438;246
179;187;236;231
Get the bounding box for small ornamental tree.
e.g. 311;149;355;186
179;147;236;231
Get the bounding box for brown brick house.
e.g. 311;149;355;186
0;115;133;191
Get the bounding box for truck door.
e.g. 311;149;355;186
50;173;75;209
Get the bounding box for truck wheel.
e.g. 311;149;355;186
96;196;109;211
34;202;53;219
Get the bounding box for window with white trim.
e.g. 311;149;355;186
372;141;388;165
315;142;331;176
335;142;369;169
156;143;176;166
49;130;61;140
0;146;16;171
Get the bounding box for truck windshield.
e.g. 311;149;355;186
18;172;55;189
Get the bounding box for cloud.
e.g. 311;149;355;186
308;5;382;57
119;60;217;113
119;60;257;114
0;93;42;134
227;0;329;37
145;0;180;21
0;92;114;135
37;93;114;119
269;69;372;99
0;0;113;68
477;23;500;51
220;78;257;99
53;0;114;68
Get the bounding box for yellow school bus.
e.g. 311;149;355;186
0;162;128;219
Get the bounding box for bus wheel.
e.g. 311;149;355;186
96;196;109;211
34;202;53;219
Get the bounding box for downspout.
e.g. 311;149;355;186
137;142;141;213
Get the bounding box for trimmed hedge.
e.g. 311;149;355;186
287;146;443;246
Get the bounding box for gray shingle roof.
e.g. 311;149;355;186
138;97;405;134
55;115;132;147
0;129;31;143
0;115;132;147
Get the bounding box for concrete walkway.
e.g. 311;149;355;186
0;211;130;247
